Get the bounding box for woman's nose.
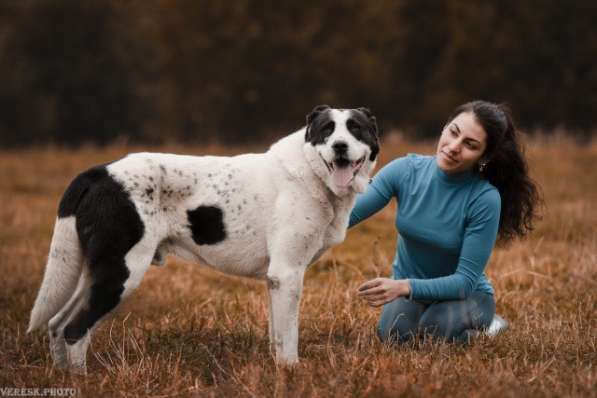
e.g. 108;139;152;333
447;140;461;152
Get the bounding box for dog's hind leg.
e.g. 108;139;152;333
61;270;120;374
62;233;157;374
48;330;68;370
47;271;91;370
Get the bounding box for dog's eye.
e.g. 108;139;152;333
322;122;335;135
347;120;363;139
347;120;361;131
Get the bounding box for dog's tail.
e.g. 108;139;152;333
28;167;104;333
28;216;84;333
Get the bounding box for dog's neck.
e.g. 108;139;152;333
269;130;356;206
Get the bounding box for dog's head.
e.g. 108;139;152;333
304;105;379;195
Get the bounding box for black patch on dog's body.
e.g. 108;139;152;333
58;164;111;218
58;165;145;345
187;206;227;245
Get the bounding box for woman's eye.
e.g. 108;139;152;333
450;129;458;137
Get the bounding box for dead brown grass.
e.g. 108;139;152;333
0;137;595;397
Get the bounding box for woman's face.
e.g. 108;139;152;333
436;112;487;174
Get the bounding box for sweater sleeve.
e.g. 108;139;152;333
349;157;410;228
408;188;501;301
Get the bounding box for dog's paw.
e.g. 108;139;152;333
68;364;87;376
275;354;299;367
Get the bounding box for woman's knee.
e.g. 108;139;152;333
418;305;461;340
376;322;391;342
377;321;417;343
377;313;400;342
377;298;424;343
417;294;495;341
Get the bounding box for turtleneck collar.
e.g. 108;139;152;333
433;156;475;184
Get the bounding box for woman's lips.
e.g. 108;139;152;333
441;151;458;163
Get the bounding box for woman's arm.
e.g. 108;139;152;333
349;157;410;228
408;188;501;301
357;277;411;307
358;188;501;305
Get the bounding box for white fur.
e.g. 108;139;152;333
29;110;377;368
28;217;82;333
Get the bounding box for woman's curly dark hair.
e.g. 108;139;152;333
447;100;542;243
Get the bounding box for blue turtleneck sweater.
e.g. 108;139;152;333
349;154;501;301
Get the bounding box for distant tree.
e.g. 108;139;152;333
0;0;595;146
0;0;149;146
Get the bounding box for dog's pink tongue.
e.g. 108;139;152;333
332;166;353;187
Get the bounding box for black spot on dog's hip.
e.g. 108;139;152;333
58;164;111;218
187;206;227;245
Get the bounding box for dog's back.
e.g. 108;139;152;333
27;139;300;336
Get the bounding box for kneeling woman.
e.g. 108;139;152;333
351;100;540;343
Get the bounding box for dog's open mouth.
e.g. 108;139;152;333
320;155;365;187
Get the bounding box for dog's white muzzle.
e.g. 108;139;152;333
320;154;365;188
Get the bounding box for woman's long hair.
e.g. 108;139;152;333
447;100;542;243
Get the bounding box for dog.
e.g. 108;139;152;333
27;105;379;372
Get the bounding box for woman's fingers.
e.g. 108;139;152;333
363;293;386;302
357;278;400;307
368;299;389;307
357;285;386;296
357;278;383;292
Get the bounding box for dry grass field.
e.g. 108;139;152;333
0;136;595;397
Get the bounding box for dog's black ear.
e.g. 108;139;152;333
307;104;331;125
357;107;380;161
306;104;331;141
357;107;373;119
368;119;380;161
358;107;379;138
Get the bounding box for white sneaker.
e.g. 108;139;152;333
485;314;509;338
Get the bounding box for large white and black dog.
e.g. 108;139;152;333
28;105;379;372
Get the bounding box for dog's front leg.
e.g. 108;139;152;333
266;264;305;365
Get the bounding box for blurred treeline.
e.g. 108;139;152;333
1;0;595;147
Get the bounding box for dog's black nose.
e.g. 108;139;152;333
332;141;348;154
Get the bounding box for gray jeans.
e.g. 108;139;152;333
377;291;495;344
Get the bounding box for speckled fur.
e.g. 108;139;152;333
28;108;379;369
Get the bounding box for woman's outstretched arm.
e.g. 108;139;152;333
349;157;411;228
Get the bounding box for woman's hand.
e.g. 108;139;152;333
357;278;411;307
